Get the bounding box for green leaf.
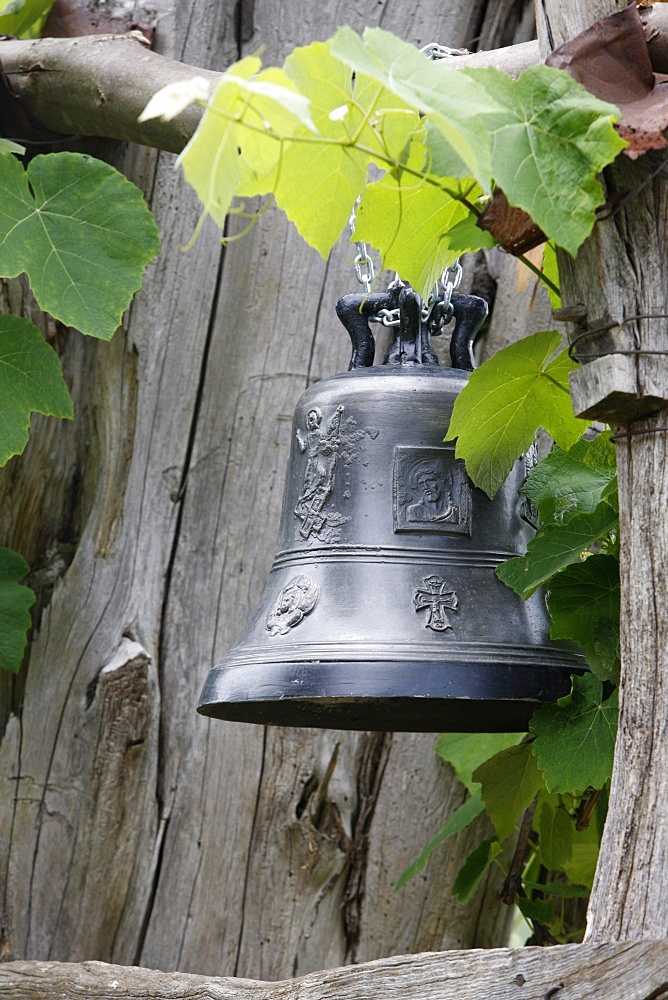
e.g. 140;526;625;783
0;547;35;672
395;792;484;889
538;799;574;870
530;674;618;795
561;818;601;888
0;152;160;340
355;176;476;297
331;27;497;185
0;315;73;465
445;331;590;497
542;242;561;308
522;444;616;525
523;879;589;899
573;433;616;470
518;895;555;925
0;139;25;156
496;502;618;599
473;742;543;842
452;837;502;903
0;0;54;37
267;41;372;255
547;555;620;681
462;64;626;256
435;731;525;795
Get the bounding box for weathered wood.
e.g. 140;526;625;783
1;0;536;980
536;0;668;942
2;943;668;999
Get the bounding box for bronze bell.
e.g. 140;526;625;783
198;284;585;732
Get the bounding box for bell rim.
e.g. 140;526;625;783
197;657;585;733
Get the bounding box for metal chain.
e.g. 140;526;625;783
348;198;375;294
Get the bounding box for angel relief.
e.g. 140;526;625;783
266;575;320;636
294;404;378;544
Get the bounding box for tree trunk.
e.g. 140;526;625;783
0;0;539;978
535;0;668;941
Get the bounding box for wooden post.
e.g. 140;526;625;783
535;0;668;941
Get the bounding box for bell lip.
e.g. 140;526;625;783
196;658;585;733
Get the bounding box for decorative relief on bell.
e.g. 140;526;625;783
393;446;472;535
293;402;378;544
266;575;320;636
413;575;459;632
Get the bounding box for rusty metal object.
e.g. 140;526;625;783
547;4;668;160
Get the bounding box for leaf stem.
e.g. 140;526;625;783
517;250;560;298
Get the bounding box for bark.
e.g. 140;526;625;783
0;0;540;979
3;8;668;152
535;0;668;942
2;942;668;1000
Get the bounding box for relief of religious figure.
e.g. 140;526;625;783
266;575;320;636
406;461;460;525
294;404;348;542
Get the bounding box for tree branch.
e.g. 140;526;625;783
1;943;668;999
1;5;667;154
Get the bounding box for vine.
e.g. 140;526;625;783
1;17;629;942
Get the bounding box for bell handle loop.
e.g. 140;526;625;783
336;286;402;370
448;294;488;372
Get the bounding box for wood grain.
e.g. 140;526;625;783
2;942;668;1000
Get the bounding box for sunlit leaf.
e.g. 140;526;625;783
139;76;212;122
445;331;590;497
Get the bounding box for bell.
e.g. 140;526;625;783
198;285;584;732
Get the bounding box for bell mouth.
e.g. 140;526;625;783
197;656;583;733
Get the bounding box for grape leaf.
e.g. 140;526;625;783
445;330;590;497
522;444;617;525
561;817;601;888
435;731;525;795
265;41;372;255
0;547;35;672
355;175;473;296
0;315;73;465
395;792;484;888
496;501;618;599
547;554;620;680
0;152;160;340
472;742;543;842
530;673;618;795
331;26;498;185
461;64;626;256
518;895;555;924
538;799;574;870
452;837;502;903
